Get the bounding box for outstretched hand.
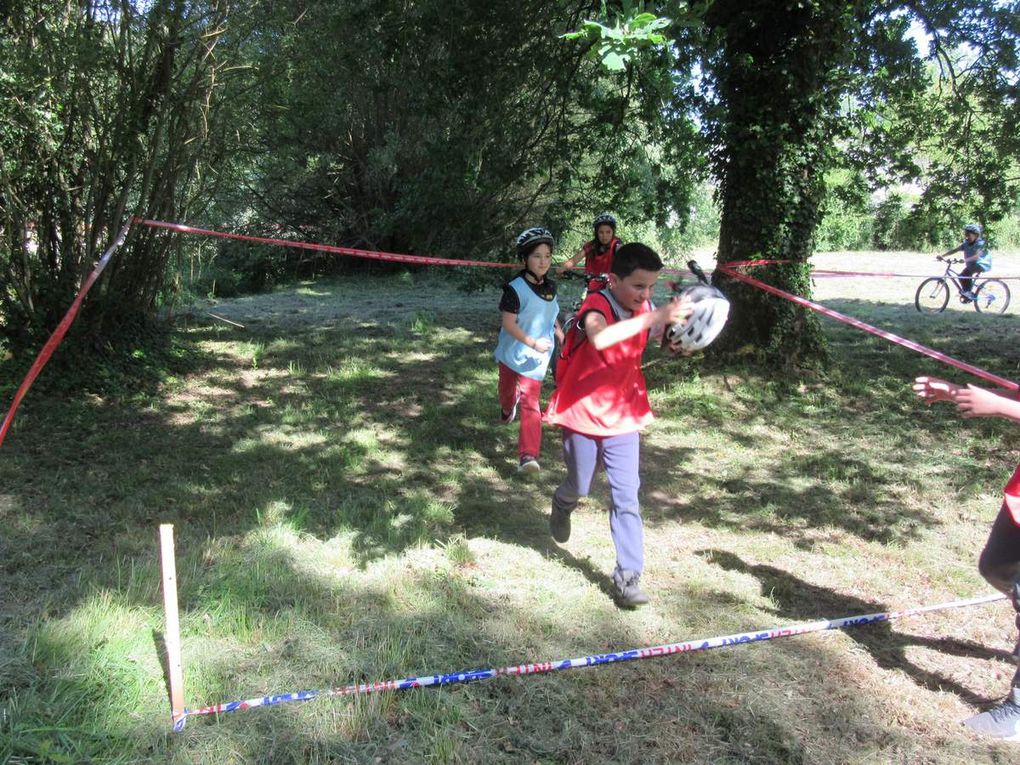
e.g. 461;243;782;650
659;296;695;357
912;376;961;405
913;376;1009;419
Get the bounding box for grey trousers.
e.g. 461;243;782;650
553;429;644;574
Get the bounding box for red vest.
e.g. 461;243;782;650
545;291;653;436
1004;464;1020;525
583;238;621;276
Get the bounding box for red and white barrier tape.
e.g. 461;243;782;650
0;222;133;447
716;259;1018;391
812;268;1020;280
135;218;519;270
3;223;1015;448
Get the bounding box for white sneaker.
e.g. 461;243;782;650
517;455;540;474
964;687;1020;740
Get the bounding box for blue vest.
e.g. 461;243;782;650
962;238;992;270
494;276;559;380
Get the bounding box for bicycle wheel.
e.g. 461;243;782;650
915;277;950;313
974;279;1010;314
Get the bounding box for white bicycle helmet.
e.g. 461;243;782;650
666;284;730;352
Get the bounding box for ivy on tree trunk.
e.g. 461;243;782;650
706;0;861;366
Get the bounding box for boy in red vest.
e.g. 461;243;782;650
545;242;692;607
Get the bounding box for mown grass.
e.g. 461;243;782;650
2;254;1020;763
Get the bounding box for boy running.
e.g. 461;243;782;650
913;375;1020;739
545;242;692;607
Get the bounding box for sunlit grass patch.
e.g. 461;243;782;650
321;356;389;384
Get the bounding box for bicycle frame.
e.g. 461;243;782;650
938;257;983;295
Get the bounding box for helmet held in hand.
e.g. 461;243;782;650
666;284;730;352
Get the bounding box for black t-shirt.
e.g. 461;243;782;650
499;270;558;313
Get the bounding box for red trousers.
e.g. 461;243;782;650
498;362;544;458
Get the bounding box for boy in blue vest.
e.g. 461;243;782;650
494;228;564;474
940;223;992;301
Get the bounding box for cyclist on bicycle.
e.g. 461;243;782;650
939;223;992;302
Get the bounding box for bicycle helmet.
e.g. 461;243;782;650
963;223;982;236
515;227;555;258
666;284;731;352
593;212;617;234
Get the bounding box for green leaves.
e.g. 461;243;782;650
561;2;674;72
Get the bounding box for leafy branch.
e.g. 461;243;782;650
561;1;675;71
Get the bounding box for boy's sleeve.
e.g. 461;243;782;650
499;284;520;313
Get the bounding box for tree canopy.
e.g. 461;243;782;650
1;0;1018;364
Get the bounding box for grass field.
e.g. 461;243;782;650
2;251;1020;763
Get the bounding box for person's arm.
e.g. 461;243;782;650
501;311;552;352
586;298;692;351
954;384;1020;422
554;318;564;347
913;376;1020;422
557;247;586;274
939;244;963;259
963;244;986;265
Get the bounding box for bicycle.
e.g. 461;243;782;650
914;256;1010;315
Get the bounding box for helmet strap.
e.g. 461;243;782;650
524;266;545;284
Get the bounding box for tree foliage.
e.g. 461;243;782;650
568;0;1020;365
227;0;703;273
0;0;247;354
4;0;1019;368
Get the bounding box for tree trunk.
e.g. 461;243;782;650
706;0;857;366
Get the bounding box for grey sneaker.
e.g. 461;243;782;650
549;500;571;543
613;568;650;608
963;687;1020;740
518;455;540;474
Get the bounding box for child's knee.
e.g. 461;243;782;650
611;502;642;520
978;552;1018;595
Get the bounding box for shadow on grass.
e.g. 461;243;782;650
698;548;1011;704
5;279;1020;623
7;522;960;764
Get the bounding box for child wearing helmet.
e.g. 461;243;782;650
939;223;992;301
912;375;1020;739
545;242;693;607
558;212;622;279
494;227;564;474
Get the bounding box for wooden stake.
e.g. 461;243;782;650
207;312;246;329
159;524;187;731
